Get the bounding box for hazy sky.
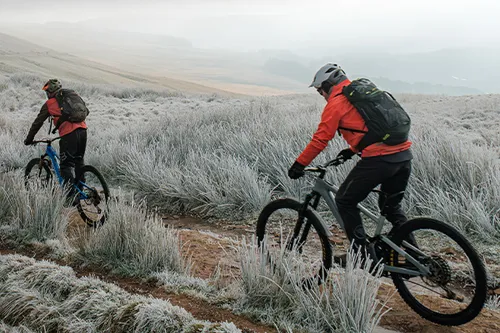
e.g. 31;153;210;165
2;0;500;53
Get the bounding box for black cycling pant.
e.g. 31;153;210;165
335;157;412;249
59;128;87;189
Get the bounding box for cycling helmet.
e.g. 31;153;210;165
42;79;62;93
309;63;346;88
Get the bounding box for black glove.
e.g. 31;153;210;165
336;148;355;160
288;161;306;179
24;138;33;146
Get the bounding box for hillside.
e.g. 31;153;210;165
0;32;237;96
1;23;493;95
1;25;302;95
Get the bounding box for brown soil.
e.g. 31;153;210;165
1;214;499;333
164;216;500;333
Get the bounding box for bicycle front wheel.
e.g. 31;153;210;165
388;217;488;326
256;198;332;284
76;165;110;227
24;158;52;188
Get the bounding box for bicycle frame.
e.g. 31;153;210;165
302;161;430;276
42;143;64;184
36;140;91;200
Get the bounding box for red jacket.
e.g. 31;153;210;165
26;97;87;142
46;97;87;136
296;79;411;166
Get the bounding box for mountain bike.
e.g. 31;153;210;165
256;156;487;326
25;137;109;227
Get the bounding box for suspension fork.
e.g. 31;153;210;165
37;154;51;171
289;192;321;251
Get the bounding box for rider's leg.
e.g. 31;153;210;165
379;160;412;224
59;134;76;186
335;158;395;262
74;128;87;184
379;160;417;247
59;130;80;202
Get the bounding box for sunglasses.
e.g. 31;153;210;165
316;88;323;95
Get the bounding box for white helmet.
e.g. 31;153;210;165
309;63;346;88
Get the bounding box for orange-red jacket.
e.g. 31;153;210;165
26;97;87;141
46;97;87;136
296;79;411;166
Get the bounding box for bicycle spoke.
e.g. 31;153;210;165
403;278;451;299
257;201;331;280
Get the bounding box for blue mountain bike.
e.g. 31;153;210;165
25;137;109;227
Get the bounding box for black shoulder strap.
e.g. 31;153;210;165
337;126;367;134
53;91;68;132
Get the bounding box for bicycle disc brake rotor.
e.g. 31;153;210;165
83;188;101;206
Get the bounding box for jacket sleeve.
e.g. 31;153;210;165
296;100;343;166
25;103;50;142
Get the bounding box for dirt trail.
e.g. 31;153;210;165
1;214;499;333
162;216;500;333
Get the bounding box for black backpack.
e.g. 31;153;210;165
53;89;89;130
338;78;411;151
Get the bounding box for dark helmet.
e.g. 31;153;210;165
309;63;347;89
42;79;62;93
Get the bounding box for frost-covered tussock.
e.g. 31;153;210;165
0;254;240;333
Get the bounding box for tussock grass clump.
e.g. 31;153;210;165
74;197;188;277
0;172;68;244
486;295;500;311
0;254;241;333
235;237;387;333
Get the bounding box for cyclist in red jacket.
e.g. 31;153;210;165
24;79;87;198
288;64;413;261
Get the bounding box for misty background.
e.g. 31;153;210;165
1;0;500;95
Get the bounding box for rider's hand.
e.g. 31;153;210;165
288;161;306;179
336;148;355;160
24;138;33;146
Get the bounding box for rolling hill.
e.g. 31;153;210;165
2;22;493;95
0;32;238;96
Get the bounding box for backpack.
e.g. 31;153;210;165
338;78;411;151
53;89;89;130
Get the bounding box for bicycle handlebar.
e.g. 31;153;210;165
303;156;349;174
31;137;61;145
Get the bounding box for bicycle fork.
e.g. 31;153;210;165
288;193;321;252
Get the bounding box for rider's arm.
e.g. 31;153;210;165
25;103;49;142
296;99;344;166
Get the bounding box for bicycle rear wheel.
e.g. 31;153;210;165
256;198;332;285
24;158;52;188
76;165;109;227
388;217;487;326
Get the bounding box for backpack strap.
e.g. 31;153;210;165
335;89;368;137
52;90;68;132
337;126;368;143
337;126;367;134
